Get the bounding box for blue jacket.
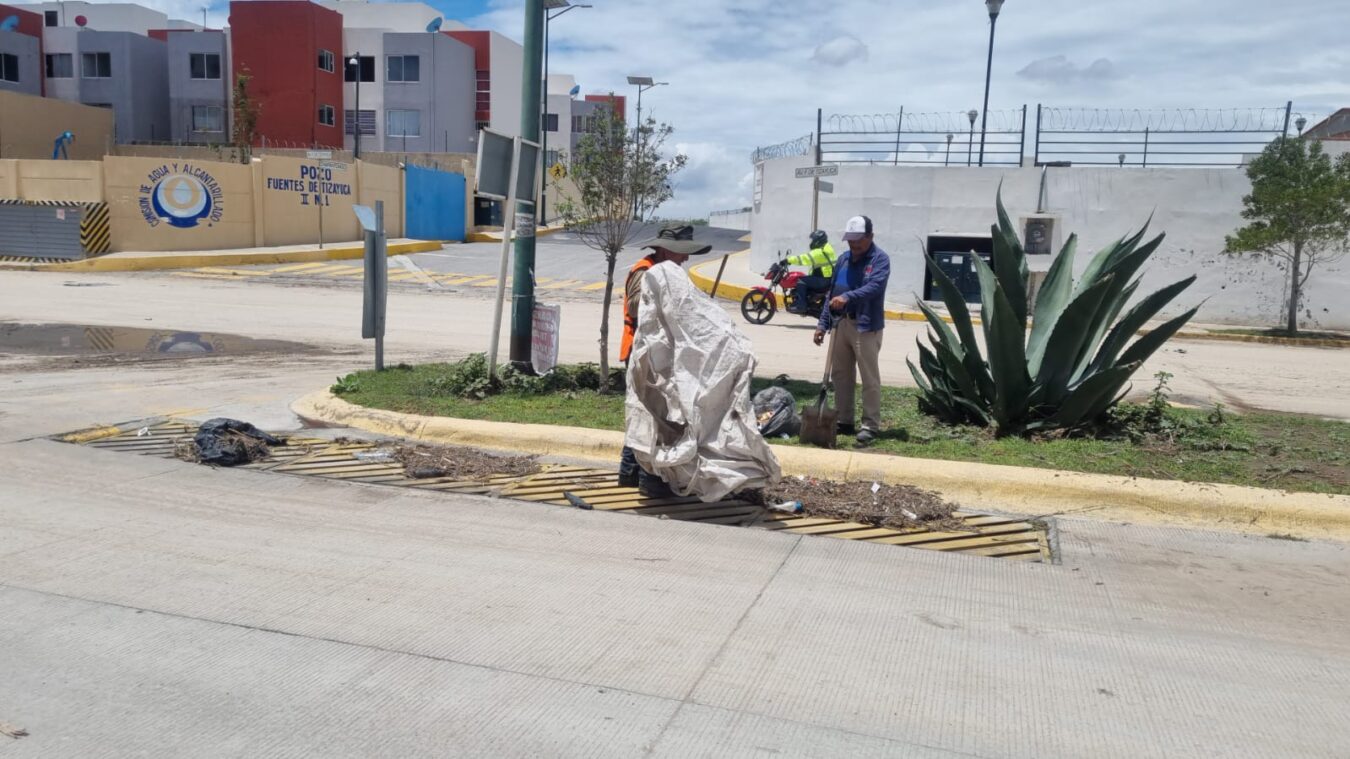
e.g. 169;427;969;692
817;243;890;334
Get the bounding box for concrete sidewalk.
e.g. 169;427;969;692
3;436;1349;757
0;238;443;272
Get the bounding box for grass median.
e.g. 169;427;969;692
332;361;1348;496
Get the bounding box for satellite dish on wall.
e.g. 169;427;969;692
74;14;88;27
569;84;580;97
425;16;443;32
0;15;19;31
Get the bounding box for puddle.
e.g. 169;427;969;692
0;323;318;358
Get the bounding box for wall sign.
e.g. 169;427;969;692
266;164;353;207
138;163;225;228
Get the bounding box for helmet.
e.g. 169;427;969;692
809;230;828;249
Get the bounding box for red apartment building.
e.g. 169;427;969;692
227;0;343;148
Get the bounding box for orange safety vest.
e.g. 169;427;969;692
619;255;656;362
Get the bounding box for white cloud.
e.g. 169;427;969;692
812;35;868;67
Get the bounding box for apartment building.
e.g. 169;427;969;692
446;30;523;137
0;4;43;96
152;29;229;144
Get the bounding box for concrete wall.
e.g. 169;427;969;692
488;31;521;136
0;158;103;200
76;31;169;142
104;155;253;251
750;157;1350;330
38;26;76;100
166;30;228;144
0;88;113;158
0;29;42;95
708;209;751;231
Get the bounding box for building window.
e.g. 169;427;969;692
81;52;112;79
44;10;58;26
476;92;490;111
318;49;334;73
189;53;221;80
344;55;374;83
0;54;17;83
386;55;419;83
476;69;489;91
344;109;376;136
544;113;559;132
45;53;73;79
386;109;421;138
318;104;335;127
192;105;225;133
572;115;584;132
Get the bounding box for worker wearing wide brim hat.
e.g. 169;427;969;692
618;224;713;496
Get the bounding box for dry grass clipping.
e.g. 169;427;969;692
756;477;966;531
392;443;540;481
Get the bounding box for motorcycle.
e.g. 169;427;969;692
739;253;828;325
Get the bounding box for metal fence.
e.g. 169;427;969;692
753;102;1309;169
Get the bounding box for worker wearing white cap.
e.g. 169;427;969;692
813;215;891;445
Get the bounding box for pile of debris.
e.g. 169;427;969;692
753;476;965;531
175;418;283;466
391;443;540;481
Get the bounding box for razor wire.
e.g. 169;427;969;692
826;109;1026;135
1037;106;1290;134
750;133;814;164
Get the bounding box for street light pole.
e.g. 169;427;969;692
348;53;361;158
978;0;1004;167
540;1;590;224
966;109;977;166
626;75;666;221
944;133;953;166
509;0;545;370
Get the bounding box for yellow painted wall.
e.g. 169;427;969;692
0;160;17;198
11;160;105;202
0;90;114;161
357;160;404;238
104;156;255;252
259;155;361;246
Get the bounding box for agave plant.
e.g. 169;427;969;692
908;192;1199;437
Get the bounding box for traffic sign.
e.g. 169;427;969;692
306;150;333;160
549;162;567;180
794;164;838;179
818;180;834;194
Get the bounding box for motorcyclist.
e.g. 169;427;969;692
785;230;835;314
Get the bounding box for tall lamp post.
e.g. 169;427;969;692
966;109;978;166
1295;115;1308;136
540;0;590;223
944;133;953;166
348;53;362;158
977;0;1004;167
626;75;666;221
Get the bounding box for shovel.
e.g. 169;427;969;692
799;321;838;449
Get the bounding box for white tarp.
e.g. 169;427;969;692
625;262;781;501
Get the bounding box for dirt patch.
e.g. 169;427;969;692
392;443;540;481
752;477;966;531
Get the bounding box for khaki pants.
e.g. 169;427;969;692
829;317;883;432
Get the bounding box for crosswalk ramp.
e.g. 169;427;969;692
168;262;614;294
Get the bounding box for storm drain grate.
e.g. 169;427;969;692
66;421;1053;562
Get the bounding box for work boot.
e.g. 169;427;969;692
638;474;676;499
856;428;877;447
617;471;639;488
836;422;857;436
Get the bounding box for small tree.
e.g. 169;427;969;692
231;70;261;165
1224;138;1350;333
555;99;687;388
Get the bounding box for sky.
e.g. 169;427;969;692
150;0;1350;217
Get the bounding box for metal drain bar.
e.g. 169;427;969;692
72;421;1051;562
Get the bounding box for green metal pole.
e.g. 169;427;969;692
510;0;544;370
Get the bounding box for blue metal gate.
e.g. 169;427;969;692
405;164;466;242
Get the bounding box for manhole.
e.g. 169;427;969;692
63;421;1054;562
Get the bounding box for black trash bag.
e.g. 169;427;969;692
752;386;801;438
193;418;283;466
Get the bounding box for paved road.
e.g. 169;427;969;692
4;269;1348;418
160;224;750;300
1;340;1348;757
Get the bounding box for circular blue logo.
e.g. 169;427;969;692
151;174;212;228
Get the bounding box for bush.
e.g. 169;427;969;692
421;354;623;399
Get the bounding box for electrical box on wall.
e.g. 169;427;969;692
1021;214;1060;257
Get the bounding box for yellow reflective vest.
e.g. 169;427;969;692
786;243;835;278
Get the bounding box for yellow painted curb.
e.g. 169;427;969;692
466;224;566;243
0;241;443;273
293;389;1350;543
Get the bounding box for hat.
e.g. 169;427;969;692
842;215;873;241
639;224;713;256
